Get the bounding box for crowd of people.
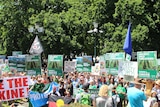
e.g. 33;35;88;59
1;70;160;107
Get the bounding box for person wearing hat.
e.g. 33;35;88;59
146;90;158;107
74;83;96;106
127;78;147;107
152;80;160;107
152;80;160;95
89;79;97;89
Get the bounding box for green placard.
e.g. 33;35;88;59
17;55;26;72
137;51;157;79
105;53;110;73
26;54;41;75
8;56;17;70
48;55;63;76
157;59;160;72
76;57;83;72
83;56;92;72
109;52;125;75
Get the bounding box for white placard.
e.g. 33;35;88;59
64;61;76;72
119;61;138;81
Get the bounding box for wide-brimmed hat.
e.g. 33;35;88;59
132;78;144;85
155;80;160;86
151;90;157;95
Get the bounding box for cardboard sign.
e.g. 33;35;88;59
118;61;138;81
0;76;29;101
91;63;100;76
64;61;76;72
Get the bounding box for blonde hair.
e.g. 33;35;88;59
98;85;108;97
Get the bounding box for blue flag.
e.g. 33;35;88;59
123;23;132;56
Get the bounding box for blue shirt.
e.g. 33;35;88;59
127;87;147;107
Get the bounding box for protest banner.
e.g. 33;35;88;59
48;55;63;76
109;52;125;75
16;55;26;72
8;56;17;71
26;54;41;75
137;51;157;79
29;82;59;107
76;57;83;72
99;55;106;76
83;56;92;72
91;63;100;76
64;61;76;72
0;76;29;101
118;61;138;82
12;51;22;56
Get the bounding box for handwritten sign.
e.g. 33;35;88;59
64;61;76;72
0;76;29;101
118;61;138;81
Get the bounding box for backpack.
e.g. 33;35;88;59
79;93;91;105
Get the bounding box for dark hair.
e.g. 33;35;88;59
118;82;124;87
47;77;52;82
0;79;3;83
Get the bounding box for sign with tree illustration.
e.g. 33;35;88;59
26;55;41;75
76;57;83;72
109;52;125;75
83;56;92;72
48;55;63;76
157;59;160;72
137;51;157;79
105;53;110;73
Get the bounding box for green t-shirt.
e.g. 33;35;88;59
116;85;126;99
89;85;97;89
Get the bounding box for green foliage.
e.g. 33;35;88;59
0;0;160;56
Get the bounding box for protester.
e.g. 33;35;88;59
127;78;147;107
152;79;160;106
74;83;96;106
66;78;73;96
147;90;158;107
96;84;114;107
89;79;97;89
59;78;66;96
112;87;120;107
29;77;45;93
116;82;126;107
